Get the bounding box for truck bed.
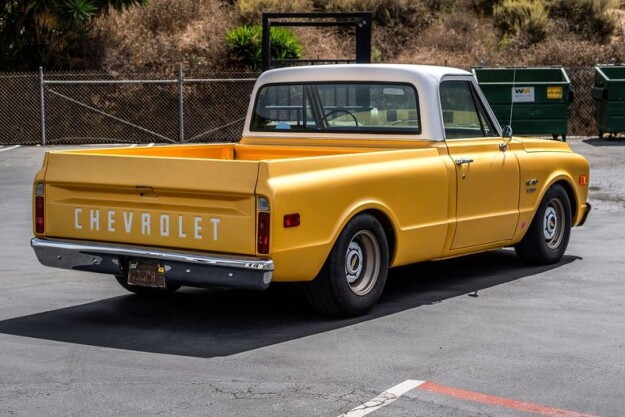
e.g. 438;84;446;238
37;143;431;257
59;143;370;161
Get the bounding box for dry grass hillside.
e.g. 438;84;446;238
92;0;625;73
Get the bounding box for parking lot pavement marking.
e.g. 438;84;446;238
339;380;598;417
338;380;426;417
417;381;598;417
0;145;21;153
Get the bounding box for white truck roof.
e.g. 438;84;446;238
243;64;479;140
255;64;471;85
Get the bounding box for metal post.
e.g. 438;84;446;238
355;13;372;64
39;67;46;146
262;14;271;72
178;64;184;143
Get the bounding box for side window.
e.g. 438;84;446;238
440;80;496;139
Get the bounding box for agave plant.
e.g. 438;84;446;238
225;25;304;69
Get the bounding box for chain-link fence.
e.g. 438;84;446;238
0;72;41;145
566;67;596;138
0;67;259;146
0;66;601;146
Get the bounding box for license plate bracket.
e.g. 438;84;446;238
127;259;166;288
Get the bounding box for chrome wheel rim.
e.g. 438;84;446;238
344;230;380;296
543;198;565;249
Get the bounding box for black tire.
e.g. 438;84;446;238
304;214;389;317
114;274;180;296
515;184;572;265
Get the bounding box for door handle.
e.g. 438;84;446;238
455;159;474;166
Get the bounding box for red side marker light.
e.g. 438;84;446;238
283;213;300;228
579;175;588;186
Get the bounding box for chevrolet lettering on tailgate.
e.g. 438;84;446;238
31;64;591;317
73;208;221;241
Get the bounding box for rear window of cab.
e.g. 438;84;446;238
251;82;421;134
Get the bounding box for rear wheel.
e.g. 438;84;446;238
515;184;572;265
304;214;389;317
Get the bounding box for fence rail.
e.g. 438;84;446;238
0;66;599;146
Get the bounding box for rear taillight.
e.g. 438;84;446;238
258;212;270;254
257;197;270;254
35;183;45;234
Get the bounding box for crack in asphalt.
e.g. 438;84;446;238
340;391;398;415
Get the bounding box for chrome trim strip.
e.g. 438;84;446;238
31;238;274;271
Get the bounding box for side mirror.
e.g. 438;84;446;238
500;125;513;151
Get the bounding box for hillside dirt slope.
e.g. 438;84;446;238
93;0;625;73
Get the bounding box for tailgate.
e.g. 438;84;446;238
41;152;260;255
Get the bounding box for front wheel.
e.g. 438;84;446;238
515;184;572;265
304;214;389;317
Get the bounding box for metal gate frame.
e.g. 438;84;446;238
261;12;372;72
38;66;256;146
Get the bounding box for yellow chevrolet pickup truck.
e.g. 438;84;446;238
31;64;590;316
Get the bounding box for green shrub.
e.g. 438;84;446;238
270;26;305;61
225;26;262;68
493;0;549;44
547;0;618;42
225;25;304;69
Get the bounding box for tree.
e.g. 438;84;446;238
0;0;147;71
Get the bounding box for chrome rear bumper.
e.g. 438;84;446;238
578;202;592;227
31;238;273;290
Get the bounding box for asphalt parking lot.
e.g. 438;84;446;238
0;138;623;417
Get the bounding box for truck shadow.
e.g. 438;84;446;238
583;137;625;146
0;250;578;358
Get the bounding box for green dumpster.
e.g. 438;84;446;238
592;65;625;138
472;66;572;141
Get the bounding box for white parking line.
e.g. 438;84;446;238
338;380;425;417
339;380;598;417
0;145;21;153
